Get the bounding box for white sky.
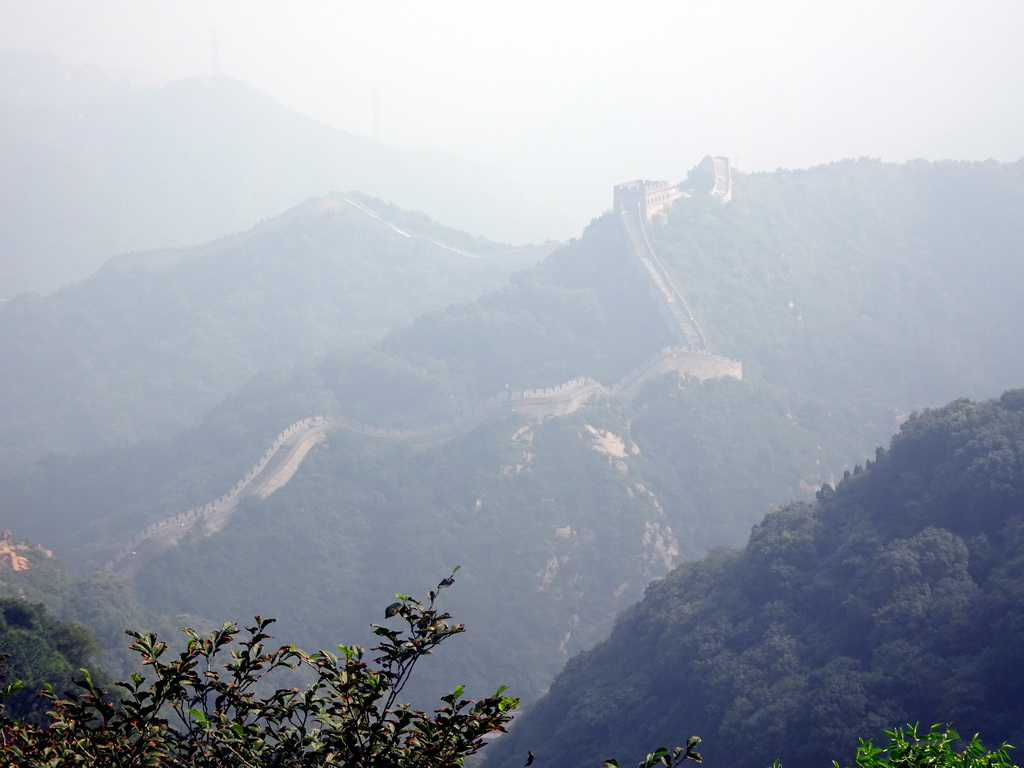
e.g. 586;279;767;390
3;0;1023;221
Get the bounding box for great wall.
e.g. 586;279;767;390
106;163;741;578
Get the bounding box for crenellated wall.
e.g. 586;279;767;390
104;345;741;578
105;181;742;578
613;180;684;221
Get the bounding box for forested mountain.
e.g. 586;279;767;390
0;193;544;469
0;51;565;298
0;204;858;702
0;536;122;721
0;597;110;723
657;158;1024;405
2;158;1023;717
483;390;1024;768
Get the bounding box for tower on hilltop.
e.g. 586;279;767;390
615;157;732;221
613;180;683;222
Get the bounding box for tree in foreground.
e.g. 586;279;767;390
603;725;1017;768
6;573;1006;768
769;724;1017;768
834;724;1016;768
0;597;109;724
0;568;517;767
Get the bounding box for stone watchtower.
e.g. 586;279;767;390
615;157;732;220
613;180;683;222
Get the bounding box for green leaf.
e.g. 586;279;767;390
188;709;211;729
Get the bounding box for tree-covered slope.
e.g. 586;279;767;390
0;193;544;470
0;534;171;688
3;158;1023;718
653;158;1024;405
484;390;1024;768
0;596;109;723
0;211;841;704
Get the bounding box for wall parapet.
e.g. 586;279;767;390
105;172;741;579
613;180;684;222
104;344;740;578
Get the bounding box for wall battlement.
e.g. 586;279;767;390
613;180;684;222
104;181;742;578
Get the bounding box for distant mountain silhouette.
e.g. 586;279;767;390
0;52;567;298
0;192;544;468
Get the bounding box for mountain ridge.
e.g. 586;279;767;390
2;157;1022;715
0;191;545;470
0;55;568;298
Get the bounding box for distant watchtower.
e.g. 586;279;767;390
613;180;683;222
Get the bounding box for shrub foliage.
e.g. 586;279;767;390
0;569;518;767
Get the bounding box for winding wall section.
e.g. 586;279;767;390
106;190;742;578
105;347;740;578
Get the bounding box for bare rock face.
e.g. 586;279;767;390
0;530;51;572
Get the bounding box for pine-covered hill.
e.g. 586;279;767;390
484;390;1024;768
0;209;853;707
0;192;545;471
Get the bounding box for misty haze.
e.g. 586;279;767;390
1;4;1024;767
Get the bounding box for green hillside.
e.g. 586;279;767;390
0;198;850;703
0;585;111;723
655;158;1024;404
2;158;1022;715
0;193;544;469
483;390;1024;768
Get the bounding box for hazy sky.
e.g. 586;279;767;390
3;0;1023;220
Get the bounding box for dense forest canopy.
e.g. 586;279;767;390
0;598;109;723
484;390;1024;768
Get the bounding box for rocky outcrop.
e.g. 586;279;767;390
0;531;51;572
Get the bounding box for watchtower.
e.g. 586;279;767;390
613;180;683;222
